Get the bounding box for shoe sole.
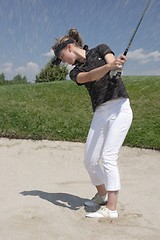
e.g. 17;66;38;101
84;201;107;207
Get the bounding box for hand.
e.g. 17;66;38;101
109;55;126;71
109;55;126;78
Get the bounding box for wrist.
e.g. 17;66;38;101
106;63;112;72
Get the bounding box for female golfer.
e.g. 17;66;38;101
52;28;133;218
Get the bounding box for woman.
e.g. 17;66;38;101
52;28;133;218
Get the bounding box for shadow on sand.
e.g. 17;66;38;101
20;190;90;211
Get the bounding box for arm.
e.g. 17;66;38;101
77;53;126;84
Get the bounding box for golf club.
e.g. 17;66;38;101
111;0;152;79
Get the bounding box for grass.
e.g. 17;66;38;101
123;76;160;150
0;81;92;141
0;76;159;150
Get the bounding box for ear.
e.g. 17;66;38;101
67;44;72;52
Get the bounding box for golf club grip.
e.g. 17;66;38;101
113;51;127;79
114;50;127;78
123;49;128;56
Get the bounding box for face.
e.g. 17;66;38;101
59;45;76;65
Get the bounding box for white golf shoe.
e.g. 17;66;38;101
85;206;118;218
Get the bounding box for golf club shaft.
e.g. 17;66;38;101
123;0;151;56
113;0;151;79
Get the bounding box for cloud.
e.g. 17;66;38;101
42;49;55;58
127;49;160;64
16;62;40;75
1;62;13;74
65;64;74;79
15;62;40;82
0;62;40;82
66;64;74;72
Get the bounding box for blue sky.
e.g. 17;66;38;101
0;0;159;82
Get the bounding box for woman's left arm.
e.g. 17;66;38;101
105;53;126;68
104;53;116;64
76;54;126;84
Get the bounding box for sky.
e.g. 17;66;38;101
0;0;160;82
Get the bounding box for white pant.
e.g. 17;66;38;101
84;98;133;191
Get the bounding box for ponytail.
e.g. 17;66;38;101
68;28;83;47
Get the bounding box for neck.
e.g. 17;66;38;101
74;47;86;62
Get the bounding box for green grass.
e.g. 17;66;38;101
0;81;92;141
0;76;159;150
123;76;160;150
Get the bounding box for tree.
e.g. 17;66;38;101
12;74;28;84
35;61;68;83
0;73;28;85
0;73;6;85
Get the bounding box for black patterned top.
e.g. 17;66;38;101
70;44;129;112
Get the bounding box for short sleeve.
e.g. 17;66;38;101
69;67;83;86
97;44;115;58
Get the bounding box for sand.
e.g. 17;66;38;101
0;138;160;240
